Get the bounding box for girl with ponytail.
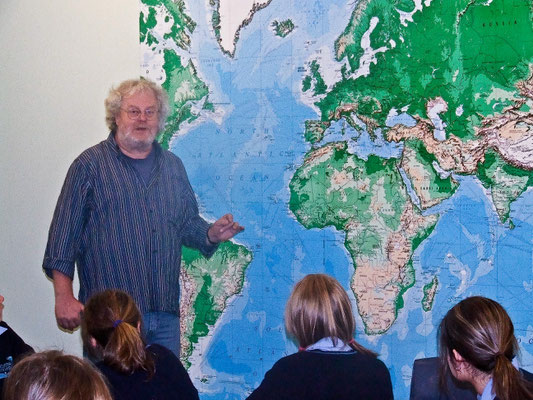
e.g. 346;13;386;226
247;274;393;399
82;289;199;400
439;296;533;400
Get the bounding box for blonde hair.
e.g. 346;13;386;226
104;77;169;132
285;274;375;356
2;350;112;400
82;289;155;377
439;296;533;400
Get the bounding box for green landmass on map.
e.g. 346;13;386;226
180;242;253;367
302;60;327;96
157;49;211;149
326;0;533;140
302;75;312;92
477;149;533;225
140;0;196;50
304;120;331;144
289;143;407;248
422;276;439;311
272;19;295;38
289;142;437;333
399;219;437;311
140;1;213;150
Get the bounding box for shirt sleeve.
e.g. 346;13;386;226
42;157;92;279
174;157;218;258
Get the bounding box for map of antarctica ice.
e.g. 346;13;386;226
139;0;533;398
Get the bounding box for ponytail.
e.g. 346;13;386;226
82;290;155;377
492;354;533;400
103;319;154;376
439;297;533;400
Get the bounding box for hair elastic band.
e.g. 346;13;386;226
348;338;356;345
112;319;123;328
495;351;510;360
298;346;307;352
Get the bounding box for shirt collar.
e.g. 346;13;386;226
305;337;353;352
477;378;494;400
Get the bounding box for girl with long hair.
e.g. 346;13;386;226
247;273;393;399
439;296;533;400
82;289;199;400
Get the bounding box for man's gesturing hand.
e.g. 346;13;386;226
207;213;244;244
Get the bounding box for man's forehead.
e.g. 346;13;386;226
122;89;157;105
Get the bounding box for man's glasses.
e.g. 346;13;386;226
121;107;158;120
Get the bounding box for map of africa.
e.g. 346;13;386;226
140;0;533;398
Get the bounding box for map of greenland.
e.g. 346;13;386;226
212;0;272;57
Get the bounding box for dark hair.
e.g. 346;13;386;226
285;274;376;356
3;350;112;400
438;296;533;400
82;290;155;377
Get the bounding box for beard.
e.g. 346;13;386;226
116;125;157;155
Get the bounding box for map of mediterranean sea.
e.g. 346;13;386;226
140;0;533;398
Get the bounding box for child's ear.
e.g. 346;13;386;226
452;349;465;362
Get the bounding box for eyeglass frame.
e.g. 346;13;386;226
120;107;159;121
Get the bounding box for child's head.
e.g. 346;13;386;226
439;296;532;400
82;289;153;375
284;274;356;348
439;296;516;375
3;350;112;400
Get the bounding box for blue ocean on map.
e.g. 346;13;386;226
163;1;533;398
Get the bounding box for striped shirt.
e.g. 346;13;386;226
43;133;216;314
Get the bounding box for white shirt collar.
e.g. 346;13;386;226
477;378;495;400
305;337;353;352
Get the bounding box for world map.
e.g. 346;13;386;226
140;0;533;398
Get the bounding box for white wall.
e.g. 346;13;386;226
0;0;140;355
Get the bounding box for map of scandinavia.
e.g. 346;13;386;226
140;0;533;398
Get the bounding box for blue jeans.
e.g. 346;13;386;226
142;311;180;357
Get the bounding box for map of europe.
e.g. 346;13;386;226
140;0;533;398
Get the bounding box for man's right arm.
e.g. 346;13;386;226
52;270;84;330
43;158;90;330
